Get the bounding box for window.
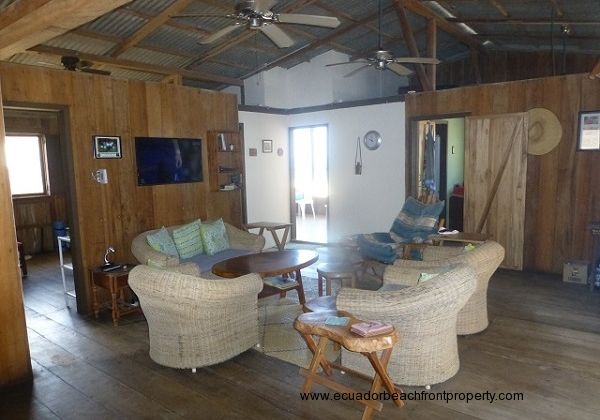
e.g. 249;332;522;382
5;135;49;196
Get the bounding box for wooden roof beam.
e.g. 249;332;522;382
447;18;600;25
394;2;432;91
590;58;600;79
396;0;483;50
489;0;509;17
0;0;132;60
111;0;195;57
29;45;244;86
549;0;564;17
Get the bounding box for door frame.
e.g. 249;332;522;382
288;123;330;244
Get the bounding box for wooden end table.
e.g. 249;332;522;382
294;311;403;419
244;221;292;251
91;264;140;326
211;249;318;305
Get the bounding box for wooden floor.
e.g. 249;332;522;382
2;253;600;419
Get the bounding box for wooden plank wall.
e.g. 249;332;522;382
0;83;32;387
0;62;239;312
406;74;600;274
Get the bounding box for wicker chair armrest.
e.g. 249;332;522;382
226;223;265;252
382;265;427;286
131;231;180;267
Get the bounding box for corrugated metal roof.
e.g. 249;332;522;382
84;10;147;39
45;33;115;56
119;47;192;68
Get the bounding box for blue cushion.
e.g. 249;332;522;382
183;248;254;273
146;227;179;257
390;197;444;243
357;233;399;264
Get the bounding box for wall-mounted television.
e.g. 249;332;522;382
135;137;203;186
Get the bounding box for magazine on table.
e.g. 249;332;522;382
350;321;393;337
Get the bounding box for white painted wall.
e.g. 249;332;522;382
242;50;409;108
239;111;290;248
239;101;406;245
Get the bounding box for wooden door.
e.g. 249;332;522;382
464;113;528;270
0;80;32;385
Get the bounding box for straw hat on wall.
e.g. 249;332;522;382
527;107;562;155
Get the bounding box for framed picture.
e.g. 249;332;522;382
94;135;122;159
577;111;600;151
262;139;273;153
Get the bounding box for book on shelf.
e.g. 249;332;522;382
263;276;299;290
350;321;393;337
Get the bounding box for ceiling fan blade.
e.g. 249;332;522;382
277;13;341;28
259;24;294;48
254;0;277;12
387;62;412;76
344;64;372;78
393;57;440;65
200;24;241;44
171;13;234;18
325;60;368;67
81;68;111;76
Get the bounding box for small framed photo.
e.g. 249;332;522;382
94;135;122;159
262;139;273;153
577;111;600;151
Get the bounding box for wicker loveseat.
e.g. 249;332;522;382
131;221;264;273
128;264;263;370
336;263;476;386
392;240;504;335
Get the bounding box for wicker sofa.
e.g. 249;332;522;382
336;263;476;386
128;264;263;370
392;240;504;335
131;221;265;273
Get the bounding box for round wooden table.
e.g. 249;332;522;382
212;249;318;304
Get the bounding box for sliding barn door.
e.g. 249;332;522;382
464;113;528;270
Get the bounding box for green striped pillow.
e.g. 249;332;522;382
172;219;204;259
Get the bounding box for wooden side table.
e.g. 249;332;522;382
91;265;140;326
245;221;292;251
294;311;403;420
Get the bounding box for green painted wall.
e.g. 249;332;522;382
445;118;465;222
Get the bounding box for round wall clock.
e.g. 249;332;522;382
363;130;382;150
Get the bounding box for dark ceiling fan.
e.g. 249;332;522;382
59;56;111;75
173;0;341;48
325;0;439;77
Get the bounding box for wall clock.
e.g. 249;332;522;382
363;130;382;150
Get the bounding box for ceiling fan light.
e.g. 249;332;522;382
249;17;262;28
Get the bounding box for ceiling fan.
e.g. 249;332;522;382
173;0;341;48
325;0;439;77
37;55;111;76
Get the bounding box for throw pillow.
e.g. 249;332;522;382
390;197;445;243
146;227;179;257
199;218;230;256
418;272;439;283
172;219;204;258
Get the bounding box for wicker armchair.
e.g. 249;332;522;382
336;263;476;386
128;265;263;370
392;241;504;335
131;221;265;269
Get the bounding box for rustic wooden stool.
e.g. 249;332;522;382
316;262;361;296
294;310;403;420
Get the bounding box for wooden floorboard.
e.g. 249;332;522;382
2;253;600;419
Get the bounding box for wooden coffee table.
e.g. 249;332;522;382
212;249;318;305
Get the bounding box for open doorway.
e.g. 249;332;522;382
414;117;465;230
3;106;76;313
289;125;328;243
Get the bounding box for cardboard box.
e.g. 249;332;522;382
563;261;589;284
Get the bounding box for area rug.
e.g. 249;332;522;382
256;275;341;368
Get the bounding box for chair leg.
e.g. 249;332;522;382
309;201;315;218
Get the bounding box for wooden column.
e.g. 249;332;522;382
426;18;437;91
0;79;32;387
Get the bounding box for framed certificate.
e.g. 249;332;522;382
94;135;122;159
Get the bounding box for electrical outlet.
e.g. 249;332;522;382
94;169;108;184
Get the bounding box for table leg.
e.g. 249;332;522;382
318;274;323;297
280;226;290;250
91;273;99;319
110;278;118;326
270;228;284;251
365;349;403;407
326;275;332;296
295;269;306;305
299;333;332;375
302;336;330;393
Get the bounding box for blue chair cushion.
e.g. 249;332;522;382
357;233;400;265
390;197;444;243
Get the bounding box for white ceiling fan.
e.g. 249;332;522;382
325;0;439;77
173;0;341;48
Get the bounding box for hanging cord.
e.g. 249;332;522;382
355;136;363;175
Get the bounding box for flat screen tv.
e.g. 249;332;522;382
135;137;203;186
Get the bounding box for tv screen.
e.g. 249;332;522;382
135;137;203;186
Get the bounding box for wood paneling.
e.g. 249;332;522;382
0;80;32;387
406;73;600;274
464;114;527;270
0;63;240;313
